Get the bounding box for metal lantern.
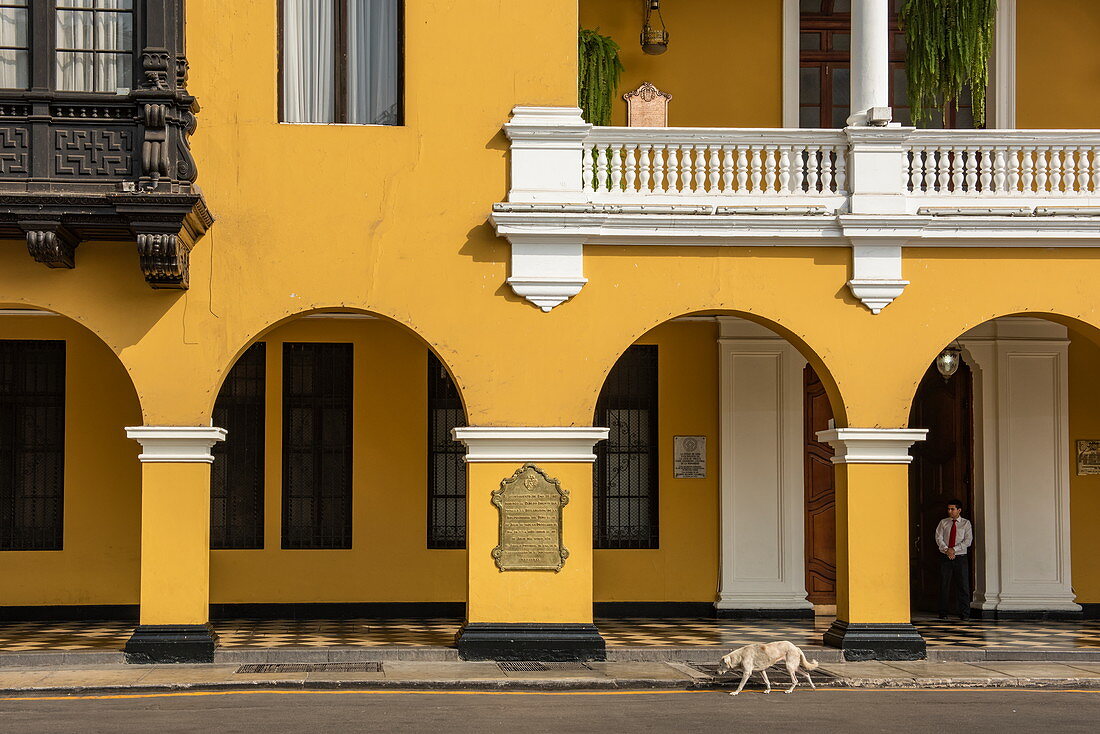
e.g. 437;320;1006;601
641;0;669;55
935;345;963;381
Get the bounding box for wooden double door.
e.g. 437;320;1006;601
801;363;974;610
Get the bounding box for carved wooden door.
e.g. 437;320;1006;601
908;362;975;611
803;365;836;605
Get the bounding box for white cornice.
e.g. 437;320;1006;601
126;426;227;464
816;428;928;465
452;427;610;463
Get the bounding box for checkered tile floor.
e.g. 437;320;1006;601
1;616;1099;652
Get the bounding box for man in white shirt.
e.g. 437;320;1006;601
935;499;974;621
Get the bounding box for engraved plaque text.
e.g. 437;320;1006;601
492;464;569;572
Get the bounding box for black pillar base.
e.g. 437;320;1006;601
124;624;218;664
822;620;926;661
715;607;815;620
455;623;606;662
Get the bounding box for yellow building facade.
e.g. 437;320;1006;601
1;0;1099;662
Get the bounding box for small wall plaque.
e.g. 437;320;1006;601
673;435;707;479
624;81;672;127
492;464;569;572
1077;440;1100;475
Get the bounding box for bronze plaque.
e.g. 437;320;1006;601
624;81;672;127
492;464;569;572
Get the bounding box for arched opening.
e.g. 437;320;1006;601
589;312;845;620
905;314;1100;621
206;310;469;618
0;305;143;617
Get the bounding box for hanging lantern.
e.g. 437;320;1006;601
641;0;669;55
935;345;963;381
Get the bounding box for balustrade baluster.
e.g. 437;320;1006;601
1063;148;1078;194
778;146;791;195
951;147;965;193
624;145;638;193
1006;148;1021;194
708;146;721;193
923;149;937;192
1021;149;1035;194
653;145;666;193
936;147;950;193
910;149;925;193
1077;148;1091;195
749;147;763;193
693;146;707;194
819;148;833;194
790;146;806;194
992;148;1007;194
805;146;820;193
594;144;608;192
1092;147;1100;194
1049;148;1063;194
680;145;694;193
611;145;624;191
1035;147;1049;194
762;147;777;193
638;144;652;193
736;147;749;193
978;146;993;194
833;147;847;194
669;146;682;192
965;148;979;193
721;146;735;194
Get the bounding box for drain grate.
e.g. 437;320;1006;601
498;661;591;672
688;663;721;675
236;662;382;674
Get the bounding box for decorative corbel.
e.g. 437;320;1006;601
133;225;189;289
847;244;908;315
21;220;79;269
505;235;588;312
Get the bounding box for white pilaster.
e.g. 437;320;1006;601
125;426;227;463
504;107;591;204
959;317;1079;613
848;0;891;126
452;427;609;463
716;318;811;613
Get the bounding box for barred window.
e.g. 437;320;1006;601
594;345;659;549
211;342;266;550
282;342;353;549
427;351;465;549
0;340;65;551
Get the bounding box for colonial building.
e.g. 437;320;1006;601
1;0;1099;663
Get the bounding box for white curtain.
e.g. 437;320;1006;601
282;0;335;123
55;0;134;93
0;1;29;90
348;0;400;125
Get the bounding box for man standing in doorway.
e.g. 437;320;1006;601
935;499;973;621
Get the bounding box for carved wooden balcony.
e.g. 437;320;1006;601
0;1;211;290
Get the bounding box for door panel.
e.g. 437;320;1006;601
803;365;836;605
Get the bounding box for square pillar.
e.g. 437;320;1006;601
123;426;225;663
452;427;608;661
817;428;928;661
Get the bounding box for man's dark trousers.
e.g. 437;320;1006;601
939;554;971;619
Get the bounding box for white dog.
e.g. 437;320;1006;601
716;641;820;696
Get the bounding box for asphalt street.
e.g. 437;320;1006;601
1;688;1098;733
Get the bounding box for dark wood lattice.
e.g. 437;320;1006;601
594;345;659;550
281;342;353;550
0;340;65;551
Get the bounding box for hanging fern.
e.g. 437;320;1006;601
579;28;624;127
900;0;997;128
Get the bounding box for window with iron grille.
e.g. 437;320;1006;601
282;342;353;550
0;340;65;551
427;351;465;549
594;344;658;550
211;342;266;550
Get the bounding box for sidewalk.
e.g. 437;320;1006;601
3;658;1100;696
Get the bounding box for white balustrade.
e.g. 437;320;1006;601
583;129;849;200
905;132;1100;198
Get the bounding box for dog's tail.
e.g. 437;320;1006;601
799;648;820;671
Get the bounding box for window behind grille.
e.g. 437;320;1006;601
211;342;266;550
282;342;353;549
427;351;465;549
0;340;65;551
594;345;659;549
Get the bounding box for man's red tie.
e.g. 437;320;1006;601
948;520;957;550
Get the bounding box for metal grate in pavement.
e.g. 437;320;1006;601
688;663;720;675
235;662;382;674
498;661;592;672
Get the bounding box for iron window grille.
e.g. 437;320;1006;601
0;340;65;551
211;342;266;550
427;351;465;549
594;344;659;550
282;342;354;550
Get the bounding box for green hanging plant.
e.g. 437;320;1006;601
578;28;624;127
900;0;997;128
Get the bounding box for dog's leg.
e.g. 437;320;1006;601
729;665;753;696
802;668;817;690
785;662;798;693
760;668;772;694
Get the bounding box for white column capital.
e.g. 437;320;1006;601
816;428;927;464
126;426;227;464
452;427;609;463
